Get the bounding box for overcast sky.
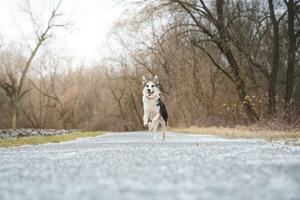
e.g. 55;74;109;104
0;0;126;65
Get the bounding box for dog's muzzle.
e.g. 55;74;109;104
148;90;154;95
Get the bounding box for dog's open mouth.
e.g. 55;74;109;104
148;91;154;96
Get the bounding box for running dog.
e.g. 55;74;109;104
142;75;168;141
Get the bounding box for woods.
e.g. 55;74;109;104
0;0;299;131
0;0;67;128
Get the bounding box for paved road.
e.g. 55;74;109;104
1;132;300;200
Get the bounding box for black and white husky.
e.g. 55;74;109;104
142;75;168;141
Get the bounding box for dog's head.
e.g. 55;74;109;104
142;75;160;98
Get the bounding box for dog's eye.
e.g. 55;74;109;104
151;85;154;88
146;85;149;87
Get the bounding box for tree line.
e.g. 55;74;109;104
0;0;299;130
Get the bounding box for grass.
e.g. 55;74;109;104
170;126;300;141
0;131;104;148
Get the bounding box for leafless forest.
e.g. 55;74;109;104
0;0;299;131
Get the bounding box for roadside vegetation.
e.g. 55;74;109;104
171;127;300;141
0;131;104;148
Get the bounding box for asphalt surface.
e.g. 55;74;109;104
1;131;300;200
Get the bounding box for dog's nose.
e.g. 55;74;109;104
148;89;151;92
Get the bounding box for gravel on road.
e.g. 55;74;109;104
0;131;300;200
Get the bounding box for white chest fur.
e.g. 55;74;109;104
143;96;159;119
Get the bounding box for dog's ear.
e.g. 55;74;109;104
142;75;147;85
153;75;159;85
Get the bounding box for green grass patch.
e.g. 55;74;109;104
0;131;104;148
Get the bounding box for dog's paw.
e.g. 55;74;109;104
143;122;148;127
148;122;153;128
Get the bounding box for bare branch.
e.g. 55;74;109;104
192;41;235;83
17;0;67;96
28;79;60;103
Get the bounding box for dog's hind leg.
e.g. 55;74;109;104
162;126;166;141
161;120;166;141
154;123;160;141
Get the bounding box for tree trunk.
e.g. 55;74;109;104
11;95;18;129
267;0;280;117
267;77;277;117
224;47;259;122
284;0;296;116
216;0;259;122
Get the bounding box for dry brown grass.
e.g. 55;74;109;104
170;126;300;141
0;131;104;148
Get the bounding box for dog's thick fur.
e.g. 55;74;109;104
142;75;168;141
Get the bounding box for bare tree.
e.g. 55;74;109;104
0;0;67;128
266;0;282;116
284;0;300;115
161;0;259;122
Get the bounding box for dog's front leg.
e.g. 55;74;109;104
150;113;160;141
143;111;150;127
149;121;159;141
